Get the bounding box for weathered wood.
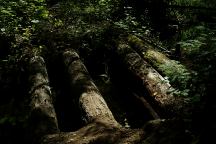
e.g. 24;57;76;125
115;43;185;117
28;56;59;140
128;35;173;67
39;50;189;144
127;35;190;72
62;50;119;126
128;35;191;91
41;119;188;144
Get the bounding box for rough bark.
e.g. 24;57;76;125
39;50;189;144
127;35;189;75
41;120;144;144
62;50;119;126
28;56;59;141
41;119;189;144
128;35;171;66
115;43;185;117
127;35;192;98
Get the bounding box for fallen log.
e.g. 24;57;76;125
115;43;185;117
62;50;119;126
127;35;191;90
28;56;59;142
128;35;169;66
41;118;189;144
40;49;189;144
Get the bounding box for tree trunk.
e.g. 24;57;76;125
28;56;59;142
127;35;189;75
127;35;172;67
40;50;188;144
127;35;191;92
62;50;119;126
41;119;188;144
115;43;185;117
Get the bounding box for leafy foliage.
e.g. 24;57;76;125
0;0;50;60
159;60;191;97
171;0;216;8
178;23;216;100
0;1;51;141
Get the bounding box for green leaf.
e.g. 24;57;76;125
31;19;39;23
1;9;13;15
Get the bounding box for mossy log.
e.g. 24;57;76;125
127;35;190;86
28;56;59;141
128;35;176;67
115;43;185;117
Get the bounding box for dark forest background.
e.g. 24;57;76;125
1;0;216;143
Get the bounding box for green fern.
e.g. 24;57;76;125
159;60;191;97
